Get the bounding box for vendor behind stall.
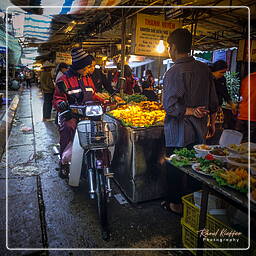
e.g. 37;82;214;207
207;60;236;144
162;28;218;215
235;71;256;142
87;55;116;94
109;64;140;95
141;80;158;101
145;69;155;89
55;62;69;82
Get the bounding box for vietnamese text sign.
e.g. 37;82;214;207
134;14;181;57
56;52;72;65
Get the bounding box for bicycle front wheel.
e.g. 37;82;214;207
96;169;109;240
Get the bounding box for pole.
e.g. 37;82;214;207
191;10;198;56
120;10;126;97
157;55;161;87
157;55;163;103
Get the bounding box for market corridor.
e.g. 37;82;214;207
0;87;183;256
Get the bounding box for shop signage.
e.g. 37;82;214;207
56;52;72;65
237;39;256;62
0;46;6;53
132;13;181;57
212;49;226;63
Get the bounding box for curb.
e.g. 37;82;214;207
0;93;21;158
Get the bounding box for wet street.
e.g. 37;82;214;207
0;87;188;256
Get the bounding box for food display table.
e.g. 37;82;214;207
167;160;256;256
106;114;167;203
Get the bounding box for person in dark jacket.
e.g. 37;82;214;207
87;55;115;94
141;80;158;101
161;28;218;215
207;60;236;144
145;69;155;88
40;62;55;121
210;60;236;113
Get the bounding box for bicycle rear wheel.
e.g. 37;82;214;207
96;169;109;240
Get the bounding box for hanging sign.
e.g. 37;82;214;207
237;39;256;62
56;52;72;65
132;14;181;57
251;40;256;62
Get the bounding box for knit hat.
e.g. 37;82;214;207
70;47;92;70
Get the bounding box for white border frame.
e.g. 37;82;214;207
5;5;251;252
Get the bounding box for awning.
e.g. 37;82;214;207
0;29;22;65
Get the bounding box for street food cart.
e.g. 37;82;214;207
105;114;167;203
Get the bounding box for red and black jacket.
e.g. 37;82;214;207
53;68;104;112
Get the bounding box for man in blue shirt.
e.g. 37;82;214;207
162;28;218;215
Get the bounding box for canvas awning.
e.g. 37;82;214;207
0;28;22;65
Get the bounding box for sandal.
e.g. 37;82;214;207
59;164;69;179
160;201;182;217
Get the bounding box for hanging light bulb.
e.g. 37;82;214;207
156;39;165;54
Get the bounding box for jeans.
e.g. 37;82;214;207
43;93;53;119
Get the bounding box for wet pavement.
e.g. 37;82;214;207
0;87;192;256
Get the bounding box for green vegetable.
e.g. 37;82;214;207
174;148;196;158
123;94;147;103
171;156;191;167
171;148;196;167
197;158;223;171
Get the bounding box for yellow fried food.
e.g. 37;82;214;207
109;102;165;127
219;168;248;189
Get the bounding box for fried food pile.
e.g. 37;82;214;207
219;168;248;189
109;101;165;127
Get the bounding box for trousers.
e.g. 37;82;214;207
165;144;201;204
59;117;77;158
43;93;53;119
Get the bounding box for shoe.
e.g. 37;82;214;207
59;163;69;179
160;201;182;216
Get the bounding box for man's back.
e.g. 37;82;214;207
165;57;214;109
163;56;218;147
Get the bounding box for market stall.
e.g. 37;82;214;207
105;98;167;202
167;141;256;255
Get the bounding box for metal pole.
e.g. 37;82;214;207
120;10;126;97
121;10;126;76
157;55;161;87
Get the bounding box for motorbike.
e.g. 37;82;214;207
54;101;118;240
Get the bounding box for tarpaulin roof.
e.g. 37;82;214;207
0;28;22;65
5;0;256;64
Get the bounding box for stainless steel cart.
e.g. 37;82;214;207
106;115;167;203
